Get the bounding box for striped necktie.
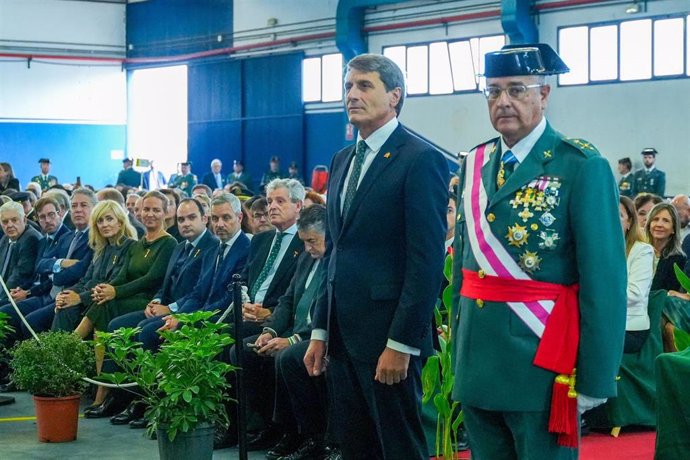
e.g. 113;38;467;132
249;232;285;302
342;140;368;218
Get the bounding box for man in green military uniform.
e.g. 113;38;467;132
452;44;627;458
116;158;142;188
30;158;58;191
632;148;665;197
171;161;197;197
617;157;634;197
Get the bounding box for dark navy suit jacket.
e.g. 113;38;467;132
312;123;448;362
178;232;250;314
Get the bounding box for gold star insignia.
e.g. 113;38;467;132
519;251;542;273
384;152;391;159
506;224;529;247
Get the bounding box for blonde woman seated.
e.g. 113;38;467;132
51;200;138;332
619;196;655;353
77;191;176;417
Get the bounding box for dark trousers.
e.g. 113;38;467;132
624;329;650;354
52;304;86;332
327;326;427;460
0;295;51;343
22;302;57;338
463;405;578;460
274;339;327;435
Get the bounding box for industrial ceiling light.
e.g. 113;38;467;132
625;1;641;14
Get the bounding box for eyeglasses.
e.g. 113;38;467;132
483;84;542;101
252;212;268;220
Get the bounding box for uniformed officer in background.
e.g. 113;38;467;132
617;157;633;197
632;148;665;197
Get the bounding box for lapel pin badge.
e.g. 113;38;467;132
384;152;391;159
543;150;552;158
293;250;299;257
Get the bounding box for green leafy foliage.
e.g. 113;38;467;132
421;253;462;459
10;331;94;397
97;311;236;442
673;263;690;293
0;312;13;342
674;327;690;352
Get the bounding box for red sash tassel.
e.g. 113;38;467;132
460;269;581;447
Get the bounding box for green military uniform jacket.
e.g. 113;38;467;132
632;168;665;197
116;168;142;188
452;122;627;411
30;174;58;191
618;173;633;197
172;173;197;197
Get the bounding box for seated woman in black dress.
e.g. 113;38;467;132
645;203;686;292
76;191;176;417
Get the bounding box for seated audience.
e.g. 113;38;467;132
619;196;655;353
75;191;176;418
250;196;274;235
192;183;213;198
634;193;664;230
236;204;329;456
646;203;687;292
303;190;325;208
160;188;183;242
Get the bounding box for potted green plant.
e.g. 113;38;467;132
422;252;463;459
97;310;235;460
10;331;94;442
0;312;15;406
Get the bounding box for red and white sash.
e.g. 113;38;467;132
462;143;555;338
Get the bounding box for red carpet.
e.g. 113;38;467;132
430;430;656;459
581;431;656;460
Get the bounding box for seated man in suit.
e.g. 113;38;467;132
18;188;97;336
0;201;42;336
236;204;330;458
141;193;250;348
0;196;69;340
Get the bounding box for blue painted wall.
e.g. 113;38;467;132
127;0;233;58
305;111;350;177
0;122;126;189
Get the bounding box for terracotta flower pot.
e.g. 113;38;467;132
33;394;81;443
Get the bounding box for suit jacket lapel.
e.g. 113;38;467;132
268;236;302;294
341;125;404;229
479;139;501;204
489;124;558;208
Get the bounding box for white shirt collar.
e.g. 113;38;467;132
189;229;207;248
500;117;547;164
645;165;656;172
357;117;399;153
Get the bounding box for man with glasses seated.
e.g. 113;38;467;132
451;44;626;458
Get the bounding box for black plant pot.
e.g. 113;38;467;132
157;422;214;460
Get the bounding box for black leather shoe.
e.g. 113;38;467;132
111;400;146;425
322;447;343;460
247;428;282;451
278;436;327;460
457;425;469;451
0;382;17;393
213;424;238;450
83;394;122;418
129;417;148;429
266;432;301;459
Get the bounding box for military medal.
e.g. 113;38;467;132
519;251;542;273
497;162;507;188
506;224;529;247
518;208;534;222
539;212;556;227
539;230;560;250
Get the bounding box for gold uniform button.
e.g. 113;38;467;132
478;270;486;278
487;213;495;222
476;299;484;308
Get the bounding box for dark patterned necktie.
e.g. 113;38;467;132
249;232;285;301
342;140;368;217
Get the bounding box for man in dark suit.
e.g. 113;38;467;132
15;189;96;337
232;204;329;458
138;193;250;349
304;54;448;459
0;202;42;319
201;159;227;191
